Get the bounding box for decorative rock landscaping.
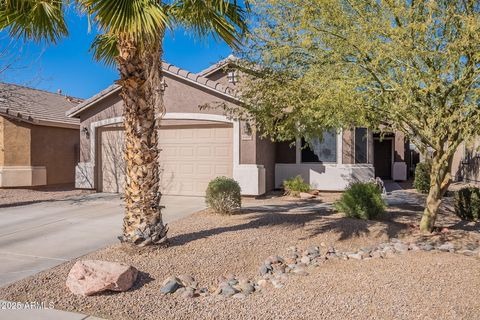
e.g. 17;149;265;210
4;189;480;319
66;260;138;296
158;238;480;300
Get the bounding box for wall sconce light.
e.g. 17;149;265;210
160;78;168;92
82;127;90;138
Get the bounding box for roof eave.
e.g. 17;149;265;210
66;84;121;118
0;109;79;129
68;63;241;118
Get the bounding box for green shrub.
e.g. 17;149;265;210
283;175;310;196
205;176;241;214
335;182;386;220
454;187;480;221
414;162;431;193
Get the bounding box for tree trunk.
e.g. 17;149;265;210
116;37;168;246
419;152;453;232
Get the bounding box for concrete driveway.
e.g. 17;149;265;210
0;194;205;287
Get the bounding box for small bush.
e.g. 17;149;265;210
454;187;480;221
335;182;386;220
283;175;310;196
414;162;431;193
205;176;241;214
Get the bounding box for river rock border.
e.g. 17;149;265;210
160;239;480;299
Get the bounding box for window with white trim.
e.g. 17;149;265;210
301;131;337;163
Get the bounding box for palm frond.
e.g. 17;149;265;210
0;0;68;43
90;33;118;66
77;0;169;43
168;0;249;49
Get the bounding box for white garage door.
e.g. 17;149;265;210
159;125;233;196
99;125;233;196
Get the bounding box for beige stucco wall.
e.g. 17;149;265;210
31;125;79;185
394;131;406;162
1;116;31;166
240;124;256;164
79;94;124;163
204;69;242;90
0;115;79;186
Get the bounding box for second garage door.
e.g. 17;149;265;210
99;124;233;196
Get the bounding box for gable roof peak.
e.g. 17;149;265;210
198;54;240;77
67;60;240;118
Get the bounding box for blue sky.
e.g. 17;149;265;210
0;12;234;99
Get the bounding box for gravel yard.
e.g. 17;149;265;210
1;192;479;319
0;184;92;207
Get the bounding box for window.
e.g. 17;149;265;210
355;127;368;164
227;70;238;84
301;131;337;163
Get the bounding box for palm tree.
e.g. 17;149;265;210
0;0;248;246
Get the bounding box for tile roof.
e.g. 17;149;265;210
0;82;80;127
67;61;240;117
162;61;238;97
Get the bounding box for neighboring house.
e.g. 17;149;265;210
0;83;80;187
68;57;409;196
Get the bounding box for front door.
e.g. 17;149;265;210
374;139;392;180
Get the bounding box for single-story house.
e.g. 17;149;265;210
0;83;80;187
67;57;410;196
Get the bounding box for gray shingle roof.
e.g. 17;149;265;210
0;82;80;127
67;61;240;118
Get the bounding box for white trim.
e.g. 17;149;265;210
275;163;374;191
233;164;266;195
0;166;47;187
89;116;123;165
295;137;301;164
163;113;233;123
337;129;343;164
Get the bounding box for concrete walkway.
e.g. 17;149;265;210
0;194;205;287
383;181;424;206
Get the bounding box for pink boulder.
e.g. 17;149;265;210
299;192;315;199
66;260;138;296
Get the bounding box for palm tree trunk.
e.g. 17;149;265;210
116;37;167;246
